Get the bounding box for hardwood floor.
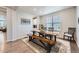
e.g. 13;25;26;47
70;40;79;53
62;38;79;53
4;39;36;53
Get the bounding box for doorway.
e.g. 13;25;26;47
0;7;7;52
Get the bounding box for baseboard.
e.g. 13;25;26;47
7;36;28;42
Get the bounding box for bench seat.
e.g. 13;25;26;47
32;35;56;45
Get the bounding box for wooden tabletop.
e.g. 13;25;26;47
32;29;59;36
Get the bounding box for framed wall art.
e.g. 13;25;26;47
21;18;30;24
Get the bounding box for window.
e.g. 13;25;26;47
53;16;61;31
45;16;61;32
45;16;53;31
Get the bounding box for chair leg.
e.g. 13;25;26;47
67;36;69;40
63;35;65;40
70;37;71;41
68;37;71;41
29;36;32;41
73;36;74;41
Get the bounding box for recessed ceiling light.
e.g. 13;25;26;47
39;11;42;13
33;8;37;11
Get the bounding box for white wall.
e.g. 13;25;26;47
6;8;13;41
12;10;35;40
76;7;79;47
11;9;17;41
6;8;17;41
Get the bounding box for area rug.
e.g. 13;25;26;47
22;38;71;53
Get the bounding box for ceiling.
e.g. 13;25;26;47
0;7;6;13
9;6;73;16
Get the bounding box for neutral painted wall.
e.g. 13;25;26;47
12;10;35;40
6;8;16;41
76;7;79;47
6;7;18;41
6;7;37;41
40;7;76;38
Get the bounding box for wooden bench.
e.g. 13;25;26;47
29;30;57;52
29;35;56;52
32;35;56;45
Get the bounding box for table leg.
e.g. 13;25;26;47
54;35;56;41
49;35;52;40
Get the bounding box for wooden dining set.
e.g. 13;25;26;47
28;29;59;53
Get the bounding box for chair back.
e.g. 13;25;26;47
68;27;76;34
